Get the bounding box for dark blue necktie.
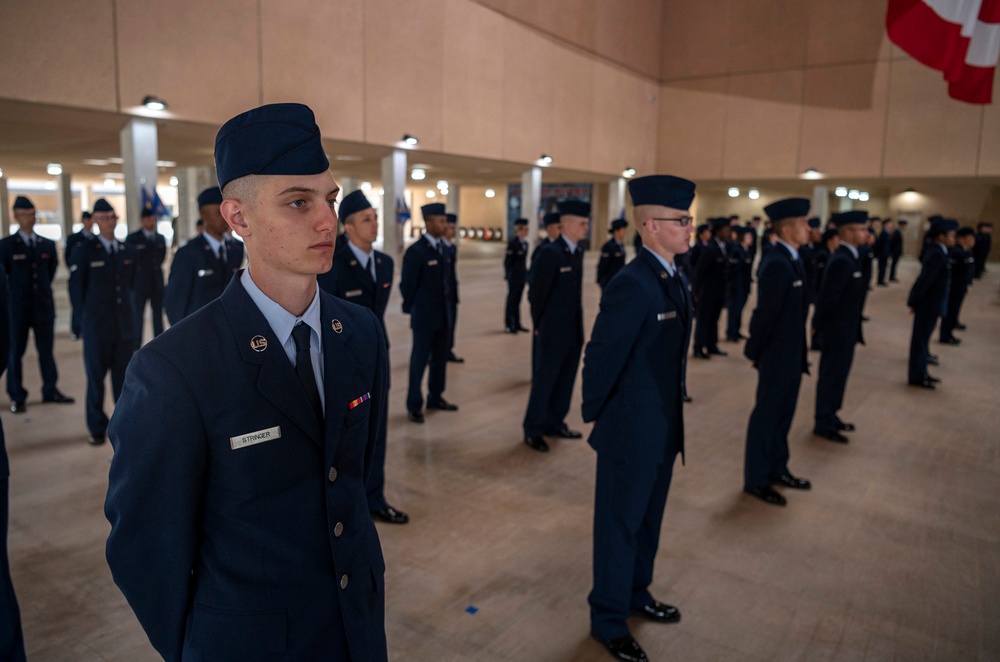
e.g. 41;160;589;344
292;323;323;423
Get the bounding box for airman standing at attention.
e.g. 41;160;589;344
596;218;627;289
65;210;94;339
582;175;694;662
531;212;562;265
400;203;459;423
0;195;74;413
523;199;590;453
164;187;245;324
812;211;869;443
443;213;463;364
907;218;957;388
939;226;976;343
691;217;731;358
742;198;812;507
125;206;167;343
317;189;408;525
68;198;138;445
504;218;530;333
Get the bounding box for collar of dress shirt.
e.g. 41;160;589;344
203;231;225;257
643;246;676;277
97;235;117;253
775;238;800;261
347;239;375;269
562;236;578;253
841;241;859;260
240;269;322;369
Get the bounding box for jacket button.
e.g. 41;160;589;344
334;522;344;537
328;467;337;482
340;574;349;590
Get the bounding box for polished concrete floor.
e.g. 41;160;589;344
5;244;999;661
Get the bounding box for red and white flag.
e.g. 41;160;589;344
887;0;1000;104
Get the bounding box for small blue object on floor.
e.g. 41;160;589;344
465;606;478;614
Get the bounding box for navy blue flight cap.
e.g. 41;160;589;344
214;103;330;190
542;212;561;227
140;205;155;218
92;198;115;214
696;223;709;235
421;203;446;217
957;226;975;238
610;218;627;231
709;216;730;231
927;214;944;224
338;190;372;221
12;196;34;210
929;218;958;236
82;211;92;220
763;197;810;222
198;187;223;208
558;199;591;218
513;217;528;227
822;228;838;242
831;210;868;226
808;216;821;228
446;213;458;224
627;174;696;210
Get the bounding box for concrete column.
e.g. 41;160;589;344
381;149;406;259
812;185;829;224
340;177;359;197
120;117;159;231
446;185;460;216
176;166;215;248
56;172;74;242
522;167;542;244
0;176;9;236
609;177;626;222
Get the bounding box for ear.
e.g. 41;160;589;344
221;199;250;239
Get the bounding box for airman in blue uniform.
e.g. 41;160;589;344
400;203;459;422
443;213;463;363
164;187;244;324
691;216;731;358
724;226;752;342
582;175;694;662
889;219;906;282
65;210;94;339
125;206;166;343
531;212;561;266
0;195;74;413
907;218;957;388
68;198;137;445
939;226;976;343
812;210;869;442
743;198;812;507
504;218;530;333
596;218;627;289
318;190;408;525
523;199;590;452
106;103;389;662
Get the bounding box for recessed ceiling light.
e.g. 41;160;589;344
47;163;63;176
411;168;426;181
858;192;870;202
539;154;553;165
142;95;167;111
360;181;372;192
748;189;760;200
801;168;822;180
426;190;436;198
403;134;419;146
622;167;636;178
83;159;110;167
334;155;364;162
485;189;496;198
169;176;179;187
155;160;176;168
728;187;739;198
835;187;848;197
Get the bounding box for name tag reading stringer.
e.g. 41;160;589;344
657;311;677;321
230;426;282;450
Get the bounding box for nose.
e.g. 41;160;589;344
318;204;337;233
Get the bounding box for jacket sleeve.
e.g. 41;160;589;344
907;251;945;308
164;248;194;324
68;243;88;313
105;349;207;662
527;247;556;328
47;239;58;279
813;255;849;332
0;265;8;377
744;257;790;363
399;247;418;314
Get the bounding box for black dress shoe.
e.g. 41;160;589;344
940;336;960;345
10;402;26;414
427;399;458;411
524;436;549;452
837;422;856;432
927;354;939;365
88;432;106;446
745;485;787;506
772;473;811;490
814;429;849;443
632;600;681;623
954;322;967;331
861;315;871;321
372;506;409;524
707;348;728;356
908;378;935;389
692;350;710;359
890;278;899;282
926;374;941;383
597;635;648;662
555;426;582;439
877;282;888;287
408;411;425;423
504;327;515;334
43;391;75;404
447;354;465;363
517;325;529;332
683;395;693;403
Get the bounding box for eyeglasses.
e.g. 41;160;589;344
92;214;118;222
651;216;694;227
13;211;38;219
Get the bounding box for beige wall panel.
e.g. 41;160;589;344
365;0;445;150
723;70;804;178
459;185;508;227
883;59;982;177
660;0;733;81
594;0;662;79
657;78;728;180
474;0;508;12
260;0;364;142
591;63;658;176
0;0;117;110
442;0;505;160
116;0;259;124
548;46;595;171
805;0;889;67
728;0;810;75
502;23;555;164
504;0;597;51
978;77;1000;175
799;62;890;178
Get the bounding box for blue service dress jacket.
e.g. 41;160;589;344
0;233;58;323
528;237;584;344
67;237;138;342
164;234;244;324
318;244;394;336
907;244;950;315
595;238;626;289
744;244;808;372
582;249;690;464
399;235;449;330
813;245;866;347
105;274;389;662
125;229;167;294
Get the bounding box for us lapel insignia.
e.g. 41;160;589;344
331;319;344;334
250;335;268;352
660;271;668;279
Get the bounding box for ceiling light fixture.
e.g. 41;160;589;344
539;154;553;165
436;180;449;191
0;167;4;178
835;187;848;197
622;167;637;178
360;181;372;192
801;168;822;180
403;134;419;146
411;168;426;180
728;187;739;198
748;188;760;200
46;163;62;176
426;190;436;198
858;192;870;202
848;189;860;200
142;95;167;111
485;188;496;198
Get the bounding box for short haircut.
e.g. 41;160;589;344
221;175;262;204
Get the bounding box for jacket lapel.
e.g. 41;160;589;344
320;294;358;456
222;275;324;446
